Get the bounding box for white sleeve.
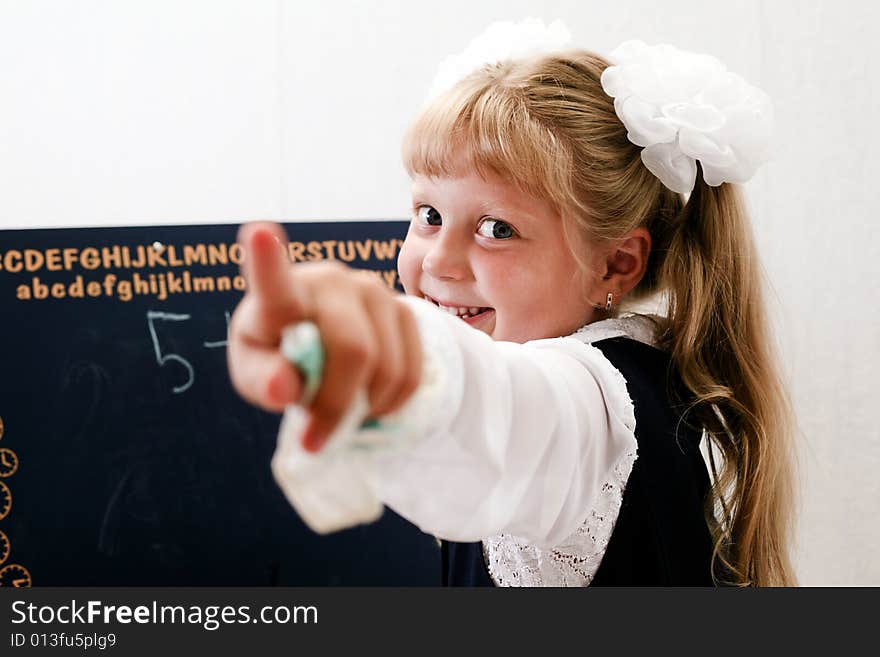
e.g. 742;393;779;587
270;295;638;550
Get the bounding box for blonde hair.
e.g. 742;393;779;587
402;49;798;586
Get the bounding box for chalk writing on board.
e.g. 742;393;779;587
146;310;231;394
146;311;195;394
203;311;231;349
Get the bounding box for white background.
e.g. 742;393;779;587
1;0;877;585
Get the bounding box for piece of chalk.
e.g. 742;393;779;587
280;321;394;436
280;322;324;407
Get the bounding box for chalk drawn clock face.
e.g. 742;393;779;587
0;481;10;521
0;448;17;478
0;564;32;587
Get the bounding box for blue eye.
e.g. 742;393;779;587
477;218;516;239
417;206;442;226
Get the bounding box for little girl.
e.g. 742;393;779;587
227;25;797;587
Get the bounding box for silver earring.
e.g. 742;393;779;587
605;292;613;312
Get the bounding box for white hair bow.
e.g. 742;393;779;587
427;18;571;101
427;23;774;195
600;40;775;194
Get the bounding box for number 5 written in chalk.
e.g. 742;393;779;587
146;310;195;393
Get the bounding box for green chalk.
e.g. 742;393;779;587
281;322;324;406
280;321;383;431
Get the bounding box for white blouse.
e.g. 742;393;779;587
271;296;666;586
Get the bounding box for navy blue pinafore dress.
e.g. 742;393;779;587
440;336;716;586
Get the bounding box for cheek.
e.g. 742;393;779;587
478;260;540;324
397;236;422;295
483;257;545;305
488;255;588;338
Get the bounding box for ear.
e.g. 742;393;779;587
601;227;652;297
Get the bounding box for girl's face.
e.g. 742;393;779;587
398;167;606;343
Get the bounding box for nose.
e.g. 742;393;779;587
421;230;470;281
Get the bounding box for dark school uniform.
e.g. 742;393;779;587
441;335;716;586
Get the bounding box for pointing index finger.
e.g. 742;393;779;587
239;222;302;315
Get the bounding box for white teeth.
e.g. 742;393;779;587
437;303;457;315
433;299;486;318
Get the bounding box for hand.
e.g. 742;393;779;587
227;221;423;452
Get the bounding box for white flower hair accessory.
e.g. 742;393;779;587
600;40;774;195
427;18;571;102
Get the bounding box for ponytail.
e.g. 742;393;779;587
656;166;798;586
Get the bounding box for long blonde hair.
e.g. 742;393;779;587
402;49;798;586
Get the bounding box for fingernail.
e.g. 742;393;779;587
253;229;279;255
267;370;293;406
302;422;326;453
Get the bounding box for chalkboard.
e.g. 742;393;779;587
0;221;441;586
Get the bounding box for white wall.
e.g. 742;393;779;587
1;0;877;584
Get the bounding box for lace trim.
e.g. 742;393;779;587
482;448;637;586
481;313;656;586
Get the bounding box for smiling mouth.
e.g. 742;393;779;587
424;295;493;320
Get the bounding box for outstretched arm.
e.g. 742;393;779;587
228;221;637;549
362;297;637;548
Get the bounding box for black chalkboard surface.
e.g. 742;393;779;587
0;221;440;586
